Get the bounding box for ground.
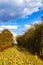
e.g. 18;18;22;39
0;46;43;65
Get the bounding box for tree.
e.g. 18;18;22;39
0;29;14;51
16;23;43;56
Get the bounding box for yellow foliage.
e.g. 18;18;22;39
0;29;14;51
0;46;43;65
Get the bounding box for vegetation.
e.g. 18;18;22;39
0;29;14;51
0;17;43;65
16;22;43;58
0;46;43;65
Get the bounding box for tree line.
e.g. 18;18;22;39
16;22;43;57
0;17;43;59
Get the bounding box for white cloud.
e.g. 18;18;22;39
22;24;31;31
22;20;41;32
10;31;17;39
10;30;17;44
12;0;24;6
22;7;39;17
0;25;18;31
24;24;31;29
0;0;43;21
33;21;41;24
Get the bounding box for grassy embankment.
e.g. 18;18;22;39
0;46;43;65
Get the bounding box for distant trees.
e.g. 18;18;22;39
16;22;43;56
0;29;14;51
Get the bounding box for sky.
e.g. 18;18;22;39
0;0;43;38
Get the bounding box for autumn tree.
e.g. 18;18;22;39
0;29;14;51
16;23;43;56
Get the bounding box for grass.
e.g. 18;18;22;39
0;46;43;65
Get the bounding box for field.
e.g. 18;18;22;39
0;46;43;65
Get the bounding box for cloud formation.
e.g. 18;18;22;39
22;24;31;32
0;25;18;31
0;0;43;21
22;20;41;32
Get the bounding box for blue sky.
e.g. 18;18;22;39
0;0;43;37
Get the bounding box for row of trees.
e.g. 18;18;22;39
0;29;14;51
16;22;43;56
0;16;43;58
